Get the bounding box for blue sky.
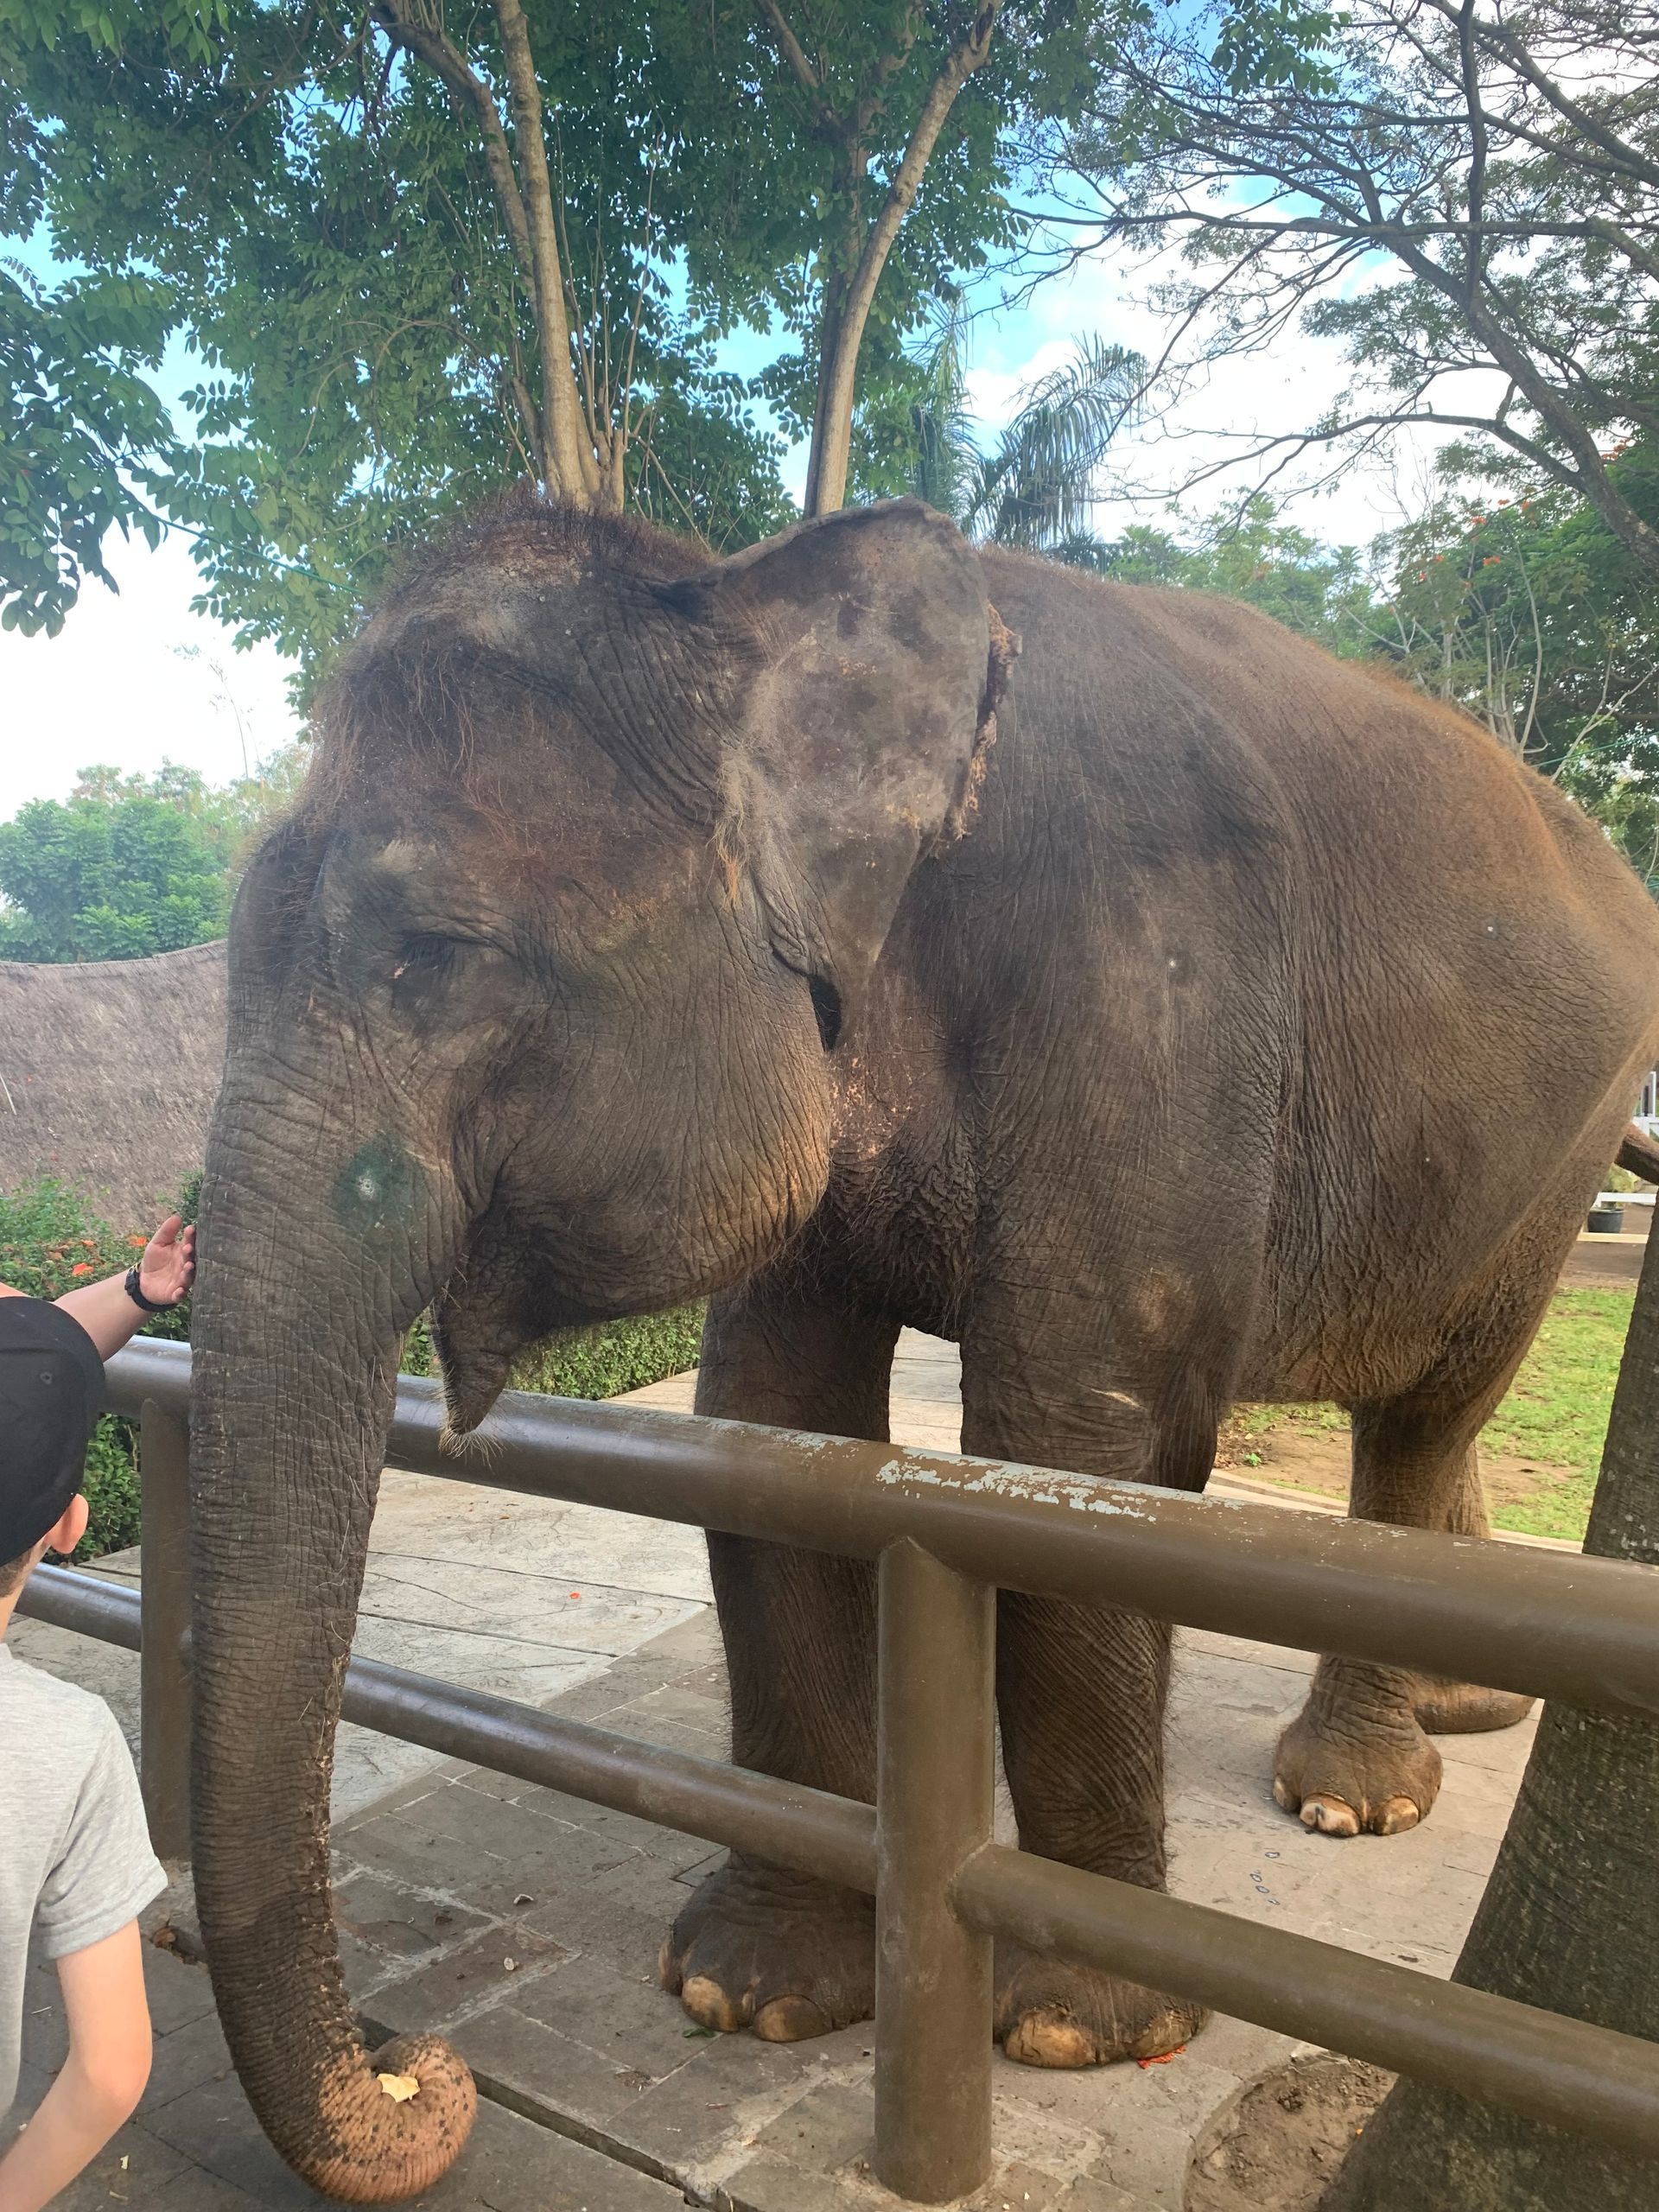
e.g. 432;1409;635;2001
0;205;1456;822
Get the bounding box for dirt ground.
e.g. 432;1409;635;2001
1185;2054;1395;2212
1213;1419;1566;1524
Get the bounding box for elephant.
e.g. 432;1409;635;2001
188;493;1659;2200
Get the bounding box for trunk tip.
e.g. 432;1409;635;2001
296;2034;477;2203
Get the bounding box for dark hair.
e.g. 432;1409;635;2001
0;1547;35;1598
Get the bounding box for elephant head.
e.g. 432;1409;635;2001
188;498;1007;2199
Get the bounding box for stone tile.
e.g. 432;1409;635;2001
146;2069;685;2209
143;1947;222;2038
719;2153;874;2212
4;2054;54;2122
400;2096;688;2209
139;2006;235;2116
18;1954;67;2074
1439;1716;1541;1772
141;2161;271;2209
368;1919;569;2032
398;1780;652;1884
1176;2012;1296;2080
607;2031;824;2169
511;1952;712;2079
334;1811;474;1901
448;1775;712;1875
336;1868;486;1948
751;2078;874;2171
1079;2055;1245;2209
522;1872;671;1980
674;1848;728;1890
453;2003;654;2129
141;2073;334;2208
966;2162;1147;2212
32;2120;193;2209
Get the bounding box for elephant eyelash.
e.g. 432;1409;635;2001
392;933;462;982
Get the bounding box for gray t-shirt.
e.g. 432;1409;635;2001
0;1643;166;2118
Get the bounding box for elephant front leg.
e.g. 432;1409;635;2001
1274;1422;1534;1838
963;1325;1217;2071
659;1279;898;2042
995;1593;1206;2065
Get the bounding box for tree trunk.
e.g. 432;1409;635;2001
1322;1231;1659;2210
490;0;601;504
802;3;1000;518
374;0;606;508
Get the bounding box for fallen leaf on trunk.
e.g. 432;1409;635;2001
377;2072;422;2102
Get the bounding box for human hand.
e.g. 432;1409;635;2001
139;1216;196;1308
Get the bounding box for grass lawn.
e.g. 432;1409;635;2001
1218;1285;1635;1546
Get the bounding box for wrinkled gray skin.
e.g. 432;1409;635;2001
189;497;1659;2200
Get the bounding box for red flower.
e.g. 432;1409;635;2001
70;1262;93;1278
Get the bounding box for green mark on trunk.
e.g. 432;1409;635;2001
334;1137;423;1236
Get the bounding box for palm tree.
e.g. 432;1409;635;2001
906;315;1144;559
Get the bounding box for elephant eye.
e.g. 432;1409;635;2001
808;973;842;1052
390;933;461;984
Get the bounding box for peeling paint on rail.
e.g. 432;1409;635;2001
873;1458;1166;1517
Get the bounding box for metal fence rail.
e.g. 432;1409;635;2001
18;1336;1659;2202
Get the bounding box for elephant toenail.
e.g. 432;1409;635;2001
754;1995;832;2043
680;1974;749;2033
1303;1796;1362;1837
1005;2013;1096;2069
1376;1796;1422;1834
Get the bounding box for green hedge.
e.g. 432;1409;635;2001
1;1176;705;1561
0;1178;192;1561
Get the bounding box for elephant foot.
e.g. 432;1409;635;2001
1409;1674;1535;1735
1273;1697;1443;1837
659;1858;874;2042
995;1942;1205;2069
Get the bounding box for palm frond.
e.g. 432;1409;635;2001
906;297;979;524
967;339;1145;551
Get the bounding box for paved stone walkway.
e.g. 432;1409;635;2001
8;1337;1545;2209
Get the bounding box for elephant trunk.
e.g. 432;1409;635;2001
188;1084;475;2202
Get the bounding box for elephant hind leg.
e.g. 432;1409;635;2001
1407;1448;1535;1736
1273;1412;1533;1840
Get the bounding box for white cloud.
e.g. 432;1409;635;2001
957;236;1510;550
0;531;303;819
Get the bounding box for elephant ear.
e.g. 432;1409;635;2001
662;499;1017;1006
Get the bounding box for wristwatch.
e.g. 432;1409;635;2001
124;1265;181;1314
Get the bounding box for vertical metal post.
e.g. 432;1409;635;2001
139;1400;192;1862
874;1538;996;2203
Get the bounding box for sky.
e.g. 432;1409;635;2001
0;206;1478;823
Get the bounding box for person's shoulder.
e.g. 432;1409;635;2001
0;1652;128;1758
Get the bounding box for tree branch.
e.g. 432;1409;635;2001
370;0;534;290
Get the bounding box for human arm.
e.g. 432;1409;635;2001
50;1217;195;1361
0;1923;151;2212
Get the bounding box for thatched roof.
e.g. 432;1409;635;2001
0;941;227;1229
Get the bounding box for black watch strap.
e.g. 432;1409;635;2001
124;1265;178;1315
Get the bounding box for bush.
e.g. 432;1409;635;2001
401;1304;705;1400
0;1177;174;1560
